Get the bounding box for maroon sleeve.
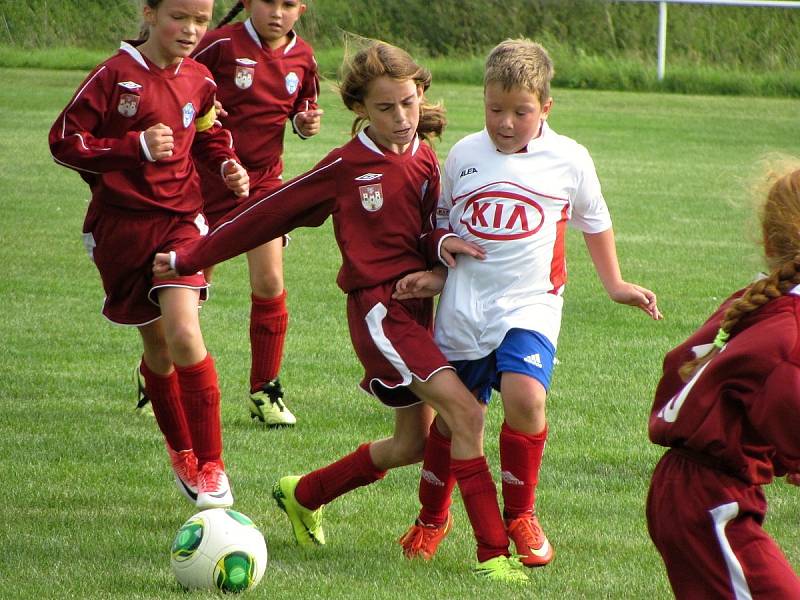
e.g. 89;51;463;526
749;360;800;474
175;153;342;274
49;65;143;173
190;69;239;173
419;157;445;267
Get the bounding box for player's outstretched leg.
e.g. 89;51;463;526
248;378;296;427
196;460;234;509
134;361;154;416
398;513;453;560
506;514;554;567
472;555;530;583
272;476;325;546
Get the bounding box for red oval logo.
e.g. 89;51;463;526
460;191;544;240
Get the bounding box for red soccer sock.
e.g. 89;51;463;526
418;421;456;526
452;455;509;563
175;354;223;468
249;291;288;393
140;359;192;452
500;421;547;520
294;443;386;510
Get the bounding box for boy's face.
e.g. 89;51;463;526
484;82;552;154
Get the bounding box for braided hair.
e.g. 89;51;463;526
217;1;245;28
679;165;800;381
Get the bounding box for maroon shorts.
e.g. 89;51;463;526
82;207;208;326
202;164;282;229
346;281;453;408
646;449;800;599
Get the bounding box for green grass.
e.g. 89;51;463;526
1;66;799;598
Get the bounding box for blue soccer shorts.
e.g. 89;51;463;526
451;328;556;404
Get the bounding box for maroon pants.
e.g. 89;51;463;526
647;449;800;599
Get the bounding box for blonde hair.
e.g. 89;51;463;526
339;40;446;142
484;38;554;104
679;161;800;381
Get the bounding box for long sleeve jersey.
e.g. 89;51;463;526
49;42;238;216
649;284;800;485
174;131;444;293
192;21;319;176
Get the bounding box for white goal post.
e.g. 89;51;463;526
613;0;800;80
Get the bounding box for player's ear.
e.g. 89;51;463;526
298;3;307;16
541;97;553;120
352;102;368;120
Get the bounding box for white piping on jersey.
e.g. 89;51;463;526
709;502;753;600
51;148;104;175
121;42;149;70
59;66;107;139
193;37;230;60
120;41;184;75
209;156;343;235
365;302;413;387
204;77;217;87
357;131;420;157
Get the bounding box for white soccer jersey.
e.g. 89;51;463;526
434;123;612;360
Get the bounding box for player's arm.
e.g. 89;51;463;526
49;68;146;173
154;155;340;277
291;58;322;139
583;228;662;320
393;265;447;300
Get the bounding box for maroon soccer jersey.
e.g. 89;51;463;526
175;131;443;292
49;42;238;218
192;22;319;175
649;286;800;485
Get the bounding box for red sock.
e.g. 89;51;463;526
295;443;386;510
140;360;192;451
418;422;456;526
249;291;288;392
175;354;222;467
451;456;509;562
500;421;547;520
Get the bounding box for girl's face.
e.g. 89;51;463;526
484;81;552;154
355;76;422;155
141;0;213;67
244;0;306;49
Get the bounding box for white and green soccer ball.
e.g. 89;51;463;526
170;508;268;593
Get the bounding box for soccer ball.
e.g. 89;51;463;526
170;508;268;593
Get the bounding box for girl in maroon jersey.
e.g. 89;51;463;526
49;0;249;510
647;162;800;598
154;40;529;582
188;0;322;427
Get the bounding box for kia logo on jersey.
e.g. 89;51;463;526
460;189;545;240
359;183;384;212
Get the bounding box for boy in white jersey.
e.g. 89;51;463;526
396;39;662;567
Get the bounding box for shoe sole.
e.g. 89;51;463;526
272;479;323;547
248;398;296;427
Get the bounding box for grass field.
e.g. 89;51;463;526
1;66;798;599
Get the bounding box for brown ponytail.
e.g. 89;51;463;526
217;1;245;28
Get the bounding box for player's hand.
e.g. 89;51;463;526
153;252;177;279
787;473;800;486
144;123;174;160
440;235;486;268
214;98;228;119
295;109;324;137
608;281;663;320
393;269;446;300
222;160;249;197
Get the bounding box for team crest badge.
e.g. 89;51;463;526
182;102;195;128
285;71;300;95
118;93;140;117
234;58;256;89
116;81;142;117
359;183;384;212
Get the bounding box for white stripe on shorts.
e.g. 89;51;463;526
365;302;413;387
709;501;753;600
